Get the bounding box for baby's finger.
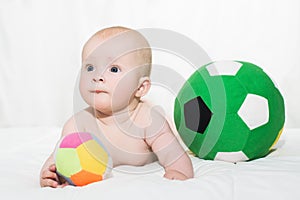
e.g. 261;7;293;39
41;178;58;188
42;170;59;182
49;164;56;172
57;182;69;188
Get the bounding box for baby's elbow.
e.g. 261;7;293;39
186;167;194;179
182;154;194;179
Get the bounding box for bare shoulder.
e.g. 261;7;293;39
134;100;165;125
137;100;167;119
61;107;95;137
136;100;171;138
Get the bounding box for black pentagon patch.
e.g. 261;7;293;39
184;96;212;134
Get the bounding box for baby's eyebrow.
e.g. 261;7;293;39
82;55;119;69
106;56;114;63
82;55;98;66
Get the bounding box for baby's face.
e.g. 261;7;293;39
79;36;148;115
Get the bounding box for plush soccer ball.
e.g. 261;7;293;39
55;132;112;186
174;60;285;162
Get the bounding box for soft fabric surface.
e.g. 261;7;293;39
0;127;299;199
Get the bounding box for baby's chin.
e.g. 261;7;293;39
92;105;113;116
94;104;138;117
92;105;126;116
85;96;137;117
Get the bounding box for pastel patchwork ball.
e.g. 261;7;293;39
174;60;285;162
55;132;112;186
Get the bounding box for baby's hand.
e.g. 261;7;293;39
40;164;69;188
164;170;189;181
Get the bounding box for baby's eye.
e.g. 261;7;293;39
86;65;95;72
110;65;121;73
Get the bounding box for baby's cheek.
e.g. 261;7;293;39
79;76;92;103
114;74;139;97
110;84;136;112
111;85;133;105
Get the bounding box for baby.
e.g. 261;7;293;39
40;26;194;187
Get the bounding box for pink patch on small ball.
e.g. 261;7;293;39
59;132;93;148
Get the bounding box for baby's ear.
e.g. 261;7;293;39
135;76;151;98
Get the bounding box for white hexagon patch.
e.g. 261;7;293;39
238;94;269;130
206;61;242;76
214;151;249;162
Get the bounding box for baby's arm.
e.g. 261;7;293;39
145;111;194;180
40;116;78;187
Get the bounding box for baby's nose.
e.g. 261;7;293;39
92;76;105;83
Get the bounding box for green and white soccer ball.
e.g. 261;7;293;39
174;60;285;162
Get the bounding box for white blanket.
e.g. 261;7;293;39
1;127;299;200
1;1;300;199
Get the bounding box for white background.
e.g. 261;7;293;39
0;0;299;128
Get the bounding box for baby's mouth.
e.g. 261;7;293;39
90;90;108;94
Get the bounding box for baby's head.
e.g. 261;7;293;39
79;26;152;115
82;27;152;73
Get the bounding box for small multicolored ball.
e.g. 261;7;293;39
55;132;112;186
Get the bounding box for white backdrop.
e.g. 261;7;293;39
0;0;299;128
